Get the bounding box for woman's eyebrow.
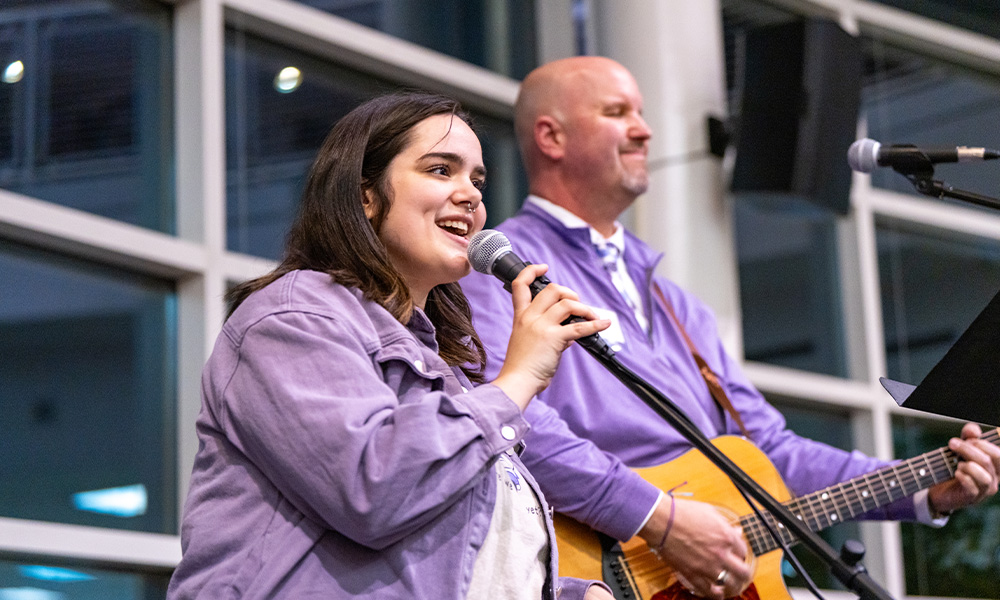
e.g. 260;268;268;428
420;151;486;177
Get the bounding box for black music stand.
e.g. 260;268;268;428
880;288;1000;427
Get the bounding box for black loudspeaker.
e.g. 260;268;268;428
731;18;862;215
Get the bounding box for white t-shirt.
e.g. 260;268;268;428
467;450;550;599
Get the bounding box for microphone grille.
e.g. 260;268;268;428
847;138;880;173
468;229;512;275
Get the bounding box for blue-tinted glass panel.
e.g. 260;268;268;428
225;29;393;259
0;242;176;534
768;396;861;592
862;41;1000;208
226;29;525;260
297;0;537;79
877;222;1000;384
0;0;173;232
722;1;848;378
871;1;1000;41
0;26;21;167
476;113;526;229
893;414;1000;598
0;558;169;600
735;195;846;377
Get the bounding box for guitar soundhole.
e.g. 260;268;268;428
650;582;760;600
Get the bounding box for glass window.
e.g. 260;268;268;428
0;0;173;232
723;1;849;378
0;558;169;600
225;29;394;259
870;1;1000;41
877;221;1000;384
297;0;537;79
0;242;176;534
768;396;862;592
225;29;525;260
893;414;1000;598
862;41;1000;208
735;196;846;377
0;25;21;168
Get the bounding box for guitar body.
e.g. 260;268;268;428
554;436;793;600
555;427;1000;599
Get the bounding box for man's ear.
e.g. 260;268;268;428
534;115;565;160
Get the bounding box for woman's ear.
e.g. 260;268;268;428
361;187;376;220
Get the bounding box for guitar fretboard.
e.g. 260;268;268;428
740;428;999;556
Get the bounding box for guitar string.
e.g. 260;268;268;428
613;430;997;571
617;547;676;579
749;449;955;552
738;433;984;553
745;450;958;552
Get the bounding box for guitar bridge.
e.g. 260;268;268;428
599;532;642;599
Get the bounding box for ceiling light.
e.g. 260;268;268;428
3;60;24;84
0;588;65;600
72;484;147;517
19;566;94;583
274;66;302;93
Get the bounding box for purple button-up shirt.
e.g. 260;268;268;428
167;270;598;599
461;201;914;543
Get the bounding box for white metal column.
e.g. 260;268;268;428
592;0;743;356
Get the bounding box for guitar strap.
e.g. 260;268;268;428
653;282;752;440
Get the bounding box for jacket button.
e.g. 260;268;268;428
500;425;516;440
413;359;424;372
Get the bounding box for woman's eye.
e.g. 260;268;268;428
429;165;449;176
472;179;486;191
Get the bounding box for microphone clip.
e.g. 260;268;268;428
883;144;936;178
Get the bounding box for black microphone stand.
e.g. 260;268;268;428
889;153;1000;211
576;342;895;600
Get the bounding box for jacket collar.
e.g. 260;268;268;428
516;200;664;273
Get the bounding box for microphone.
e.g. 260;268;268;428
848;138;1000;174
468;229;614;358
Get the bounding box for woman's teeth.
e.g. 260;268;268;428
437;220;469;236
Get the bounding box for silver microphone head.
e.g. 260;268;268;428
468;229;511;276
847;138;881;173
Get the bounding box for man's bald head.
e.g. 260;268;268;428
514;56;634;172
511;56;651;233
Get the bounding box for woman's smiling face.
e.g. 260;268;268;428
370;113;487;307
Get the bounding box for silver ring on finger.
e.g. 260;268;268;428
714;569;729;587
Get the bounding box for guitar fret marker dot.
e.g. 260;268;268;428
890;480;896;487
830;514;838;521
821;492;829;500
862;491;869;497
919;469;927;476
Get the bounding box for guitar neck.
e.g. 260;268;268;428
742;428;1000;556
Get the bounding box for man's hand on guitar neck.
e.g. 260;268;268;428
638;496;752;600
926;423;1000;516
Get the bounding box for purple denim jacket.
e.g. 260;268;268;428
167;270;601;599
460;202;915;543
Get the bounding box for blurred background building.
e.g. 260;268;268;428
1;0;999;598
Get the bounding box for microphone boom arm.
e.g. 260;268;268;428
576;345;896;600
903;169;1000;212
848;138;1000;211
468;228;893;598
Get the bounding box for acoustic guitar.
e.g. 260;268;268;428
554;430;1000;600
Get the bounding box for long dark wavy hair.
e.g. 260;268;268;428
227;92;487;382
